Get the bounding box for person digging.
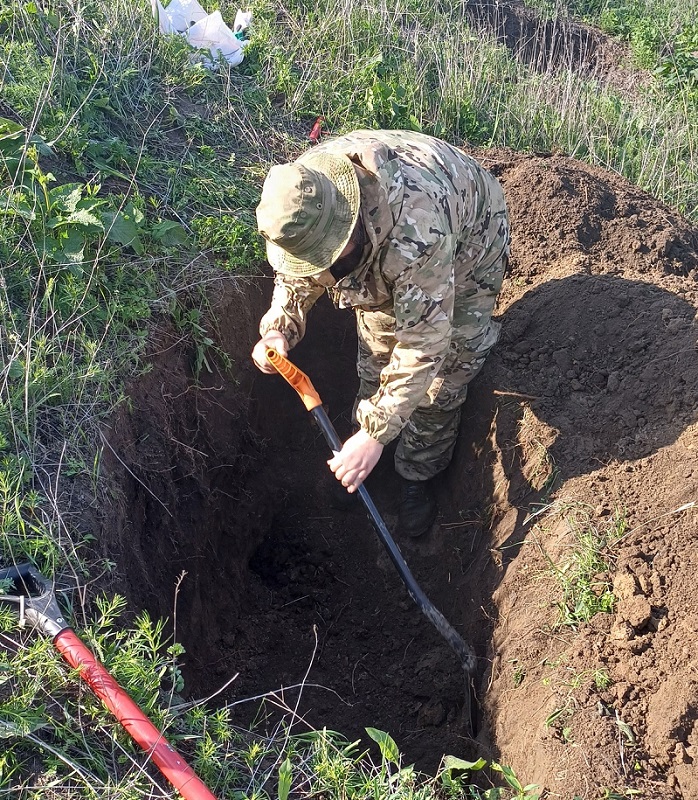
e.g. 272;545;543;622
252;130;510;538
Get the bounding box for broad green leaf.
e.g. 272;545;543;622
365;727;400;765
91;96;118;115
66;208;103;229
152;219;188;247
0;191;36;220
7;360;24;379
491;762;525;792
127;202;144;226
60;229;86;264
0;118;25;159
0;117;24;136
441;755;487;773
103;210;144;255
31;134;52;157
41;234;62;261
49;184;82;214
277;757;292;800
0;118;48;175
0;154;23;179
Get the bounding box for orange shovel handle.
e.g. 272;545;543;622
265;349;323;411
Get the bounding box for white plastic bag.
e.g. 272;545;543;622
152;2;252;68
187;10;245;67
233;9;252;36
154;0;207;33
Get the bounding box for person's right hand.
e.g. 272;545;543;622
251;331;289;374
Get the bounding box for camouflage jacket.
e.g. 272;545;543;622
259;130;508;445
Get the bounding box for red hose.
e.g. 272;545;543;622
54;629;217;800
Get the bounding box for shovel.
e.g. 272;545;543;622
0;562;218;800
265;349;477;732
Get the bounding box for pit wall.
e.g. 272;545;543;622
97;276;504;768
100;277;276;690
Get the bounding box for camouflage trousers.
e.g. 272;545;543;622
355;225;509;481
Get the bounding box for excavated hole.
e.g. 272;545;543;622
97;150;698;787
101;280;505;768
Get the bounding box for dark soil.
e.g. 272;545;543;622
100;150;698;798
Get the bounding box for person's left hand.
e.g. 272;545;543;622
328;430;384;493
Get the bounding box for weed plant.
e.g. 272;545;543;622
535;502;627;627
525;0;698;88
0;2;262;791
297;727;539;800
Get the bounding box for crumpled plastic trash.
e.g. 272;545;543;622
187;10;246;66
233;10;252;38
152;0;251;67
155;0;206;33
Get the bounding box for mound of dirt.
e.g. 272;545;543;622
463;151;698;798
100;150;698;798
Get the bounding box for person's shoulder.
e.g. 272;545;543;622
316;130;399;171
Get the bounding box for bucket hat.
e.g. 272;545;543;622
255;150;360;277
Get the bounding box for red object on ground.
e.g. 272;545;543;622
309;116;324;143
54;628;217;800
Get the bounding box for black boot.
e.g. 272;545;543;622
398;480;437;538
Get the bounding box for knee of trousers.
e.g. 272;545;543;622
395;410;462;480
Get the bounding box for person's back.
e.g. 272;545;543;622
252;130;510;537
312;130;507;289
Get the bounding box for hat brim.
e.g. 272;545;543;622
267;151;361;277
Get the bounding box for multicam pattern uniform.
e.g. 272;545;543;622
259;130;510;480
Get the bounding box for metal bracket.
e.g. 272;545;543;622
0;563;69;638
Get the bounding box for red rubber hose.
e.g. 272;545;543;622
54;629;217;800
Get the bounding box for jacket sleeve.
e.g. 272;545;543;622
355;234;457;445
258;273;327;348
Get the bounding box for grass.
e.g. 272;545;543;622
538;662;614;749
0;0;694;795
250;0;698;219
523;0;697;74
533;501;627;627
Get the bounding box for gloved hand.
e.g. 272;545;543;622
328;429;384;493
251;331;289;374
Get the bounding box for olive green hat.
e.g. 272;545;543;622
255;150;360;277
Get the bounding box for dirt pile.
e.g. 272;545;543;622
469;152;698;798
101;151;698;798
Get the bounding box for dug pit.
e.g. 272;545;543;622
100;151;698;796
101;279;499;768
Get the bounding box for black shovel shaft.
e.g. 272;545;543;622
311;406;476;674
